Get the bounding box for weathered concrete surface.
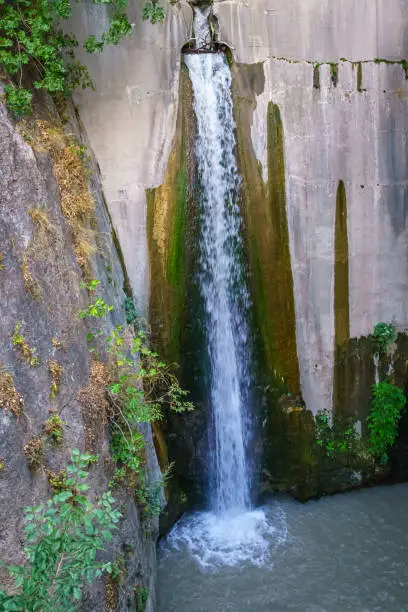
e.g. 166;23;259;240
72;0;408;419
70;0;192;314
0;92;160;611
251;60;408;414
214;0;408;62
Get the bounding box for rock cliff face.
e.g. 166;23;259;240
0;91;159;610
71;0;408;499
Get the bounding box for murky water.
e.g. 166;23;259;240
157;484;408;612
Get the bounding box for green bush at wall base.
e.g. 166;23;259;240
368;382;406;464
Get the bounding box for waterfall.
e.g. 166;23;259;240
185;51;251;513
161;10;286;568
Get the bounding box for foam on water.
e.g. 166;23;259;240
162;505;288;569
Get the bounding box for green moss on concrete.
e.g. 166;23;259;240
357;62;364;92
334;180;350;349
333;180;351;420
166;155;188;356
263;102;300;392
330;63;339;87
146;66;194;364
313;64;320;89
231;61;300;394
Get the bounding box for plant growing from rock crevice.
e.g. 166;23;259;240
48;360;63;398
79;283;194;515
24;437;44;471
0;450;121;611
43;413;65;445
0;371;24;416
11;323;40;366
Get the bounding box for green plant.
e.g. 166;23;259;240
106;325;192;485
110;427;146;473
43;414;65;445
135;463;173;518
109;466;128;489
134;585;149;611
80;279;100;292
78;297;114;319
0;449;121;611
143;1;165;24
12;323;40;366
368;382;406;464
372;322;397;353
315;409;359;459
124;296;137;325
48;360;63;397
79;285;193;514
0;0;164;116
3;84;33;118
46;469;68;493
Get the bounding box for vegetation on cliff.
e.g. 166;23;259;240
79;281;193;515
0;450;121;611
0;0;165;116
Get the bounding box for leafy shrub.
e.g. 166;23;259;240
79;297;114;319
0;0;164;116
0;450;121;611
368;382;406;464
79;286;194;517
4;85;33;118
143;1;165;24
372;322;397;353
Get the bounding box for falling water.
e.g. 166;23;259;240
185;50;251;513
159;10;285;568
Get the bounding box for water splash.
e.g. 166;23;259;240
161;504;288;570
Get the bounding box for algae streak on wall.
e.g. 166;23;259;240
147;63;208;514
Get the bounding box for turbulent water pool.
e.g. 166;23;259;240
157;484;408;612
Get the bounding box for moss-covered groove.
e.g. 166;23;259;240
147;62;208;515
146;64;195;365
333;180;351;419
231;63;300;395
